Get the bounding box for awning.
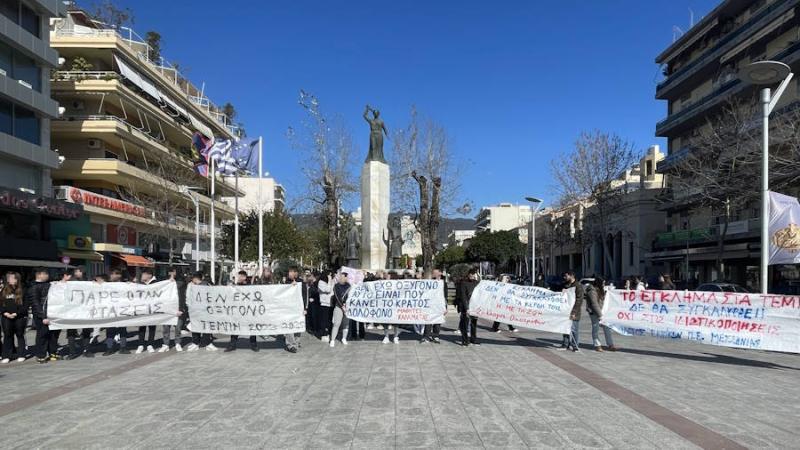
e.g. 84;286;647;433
114;55;160;101
113;253;154;268
60;250;104;262
158;91;190;122
154;260;190;266
189;113;215;139
0;258;75;268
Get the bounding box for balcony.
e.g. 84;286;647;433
656;0;797;99
656;79;741;136
654;219;759;248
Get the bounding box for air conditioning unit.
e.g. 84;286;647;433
87;139;103;149
71;100;85;110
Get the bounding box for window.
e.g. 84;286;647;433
19;3;38;37
0;42;10;76
0;0;19;24
629;242;634;266
13;105;39;145
0;99;11;135
13;53;39;90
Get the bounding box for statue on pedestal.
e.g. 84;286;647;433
345;224;361;267
383;217;404;269
363;104;388;163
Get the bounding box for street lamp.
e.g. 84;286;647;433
738;60;794;294
179;185;201;272
525;197;543;286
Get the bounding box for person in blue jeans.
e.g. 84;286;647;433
559;271;584;352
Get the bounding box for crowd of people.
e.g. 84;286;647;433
0;263;657;365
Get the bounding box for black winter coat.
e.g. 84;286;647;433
26;281;51;320
456;279;478;312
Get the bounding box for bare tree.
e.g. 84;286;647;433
391;107;464;276
288;90;356;268
551;130;639;279
670;98;800;276
88;0;134;29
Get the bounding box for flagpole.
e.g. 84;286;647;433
234;170;239;271
258;136;264;277
210;157;216;283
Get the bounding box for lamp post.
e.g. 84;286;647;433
525;197;543;286
179;185;201;272
738;60;794;294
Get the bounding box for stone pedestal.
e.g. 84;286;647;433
360;160;390;271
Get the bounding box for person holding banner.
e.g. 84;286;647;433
283;267;302;353
66;268;95;360
422;269;447;344
1;272;28;363
225;271;259;352
316;272;333;342
491;275;517;334
329;272;351;348
587;277;617;352
103;269;130;356
135;269;158;354
159;267;186;353
456;268;480;346
28;268;60;363
185;272;217;352
305;272;322;339
559;271;584;352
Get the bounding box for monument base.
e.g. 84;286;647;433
360;160;390;271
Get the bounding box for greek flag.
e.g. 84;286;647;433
206;138;238;175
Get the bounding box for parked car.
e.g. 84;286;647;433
695;282;751;293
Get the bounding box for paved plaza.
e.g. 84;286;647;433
0;312;798;450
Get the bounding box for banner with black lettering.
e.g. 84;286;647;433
602;289;800;353
468;282;575;334
346;280;446;324
186;283;304;335
47;280;179;329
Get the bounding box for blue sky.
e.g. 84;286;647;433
108;0;718;215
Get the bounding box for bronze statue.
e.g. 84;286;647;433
363;104;388;163
345;224;361;266
382;217;404;269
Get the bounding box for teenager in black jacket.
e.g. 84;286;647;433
28;267;60;363
456;268;480;346
225;271;258;352
66;267;95;359
1;271;28;363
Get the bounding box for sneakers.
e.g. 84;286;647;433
0;358;10;364
15;357;25;362
511;328;519;333
180;330;190;336
102;349;114;356
224;346;236;352
432;337;440;344
555;345;568;351
286;346;298;353
393;336;399;344
366;324;374;330
329;341;335;348
595;346;605;352
37;357;48;364
206;343;218;351
420;338;429;343
321;336;329;343
572;347;581;353
376;324;384;330
158;346;169;353
341;338;348;345
146;345;155;353
175;343;183;352
119;348;130;355
186;343;199;352
49;354;61;361
494;329;502;333
382;336;390;344
607;345;620;352
250;344;259;352
135;345;144;354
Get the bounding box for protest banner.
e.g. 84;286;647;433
47;280;179;329
186;283;304;335
468;281;575;334
339;266;365;285
602;289;800;353
346;280;446;324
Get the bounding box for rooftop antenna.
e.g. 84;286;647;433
672;25;684;42
689;8;695;27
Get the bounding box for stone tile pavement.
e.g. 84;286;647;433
0;313;798;449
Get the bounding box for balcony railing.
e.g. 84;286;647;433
657;0;794;93
52;71;119;81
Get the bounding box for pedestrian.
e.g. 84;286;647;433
159;267;186;352
491;274;517;333
185;271;217;352
422;268;447;344
456;268;480;346
226;270;259;352
29;267;60;363
316;271;333;342
103;268;130;355
559;271;584;352
283;266;302;353
587;277;618;352
659;274;675;290
305;272;322;339
66;267;94;359
135;268;158;354
329;272;351;348
1;271;28;363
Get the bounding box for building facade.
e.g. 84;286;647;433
474;203;532;240
48;6;241;278
221;175;285;214
653;0;800;291
448;229;475;247
0;0;87;276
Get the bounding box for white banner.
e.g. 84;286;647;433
47;280;179;329
346;280;446;324
468;281;575;334
186;283;304;335
602;289;800;354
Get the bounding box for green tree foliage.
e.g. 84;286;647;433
434;245;466;269
221;210;310;263
90;0;134;29
145;31;161;62
466;230;526;271
448;263;473;282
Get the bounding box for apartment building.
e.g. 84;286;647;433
222;175;285;214
48;6;241;278
653;0;800;290
474;203;532;240
0;0;86;274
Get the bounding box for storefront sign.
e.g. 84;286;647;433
63;186;145;217
107;224;137;246
0;189;82;220
68;235;93;250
